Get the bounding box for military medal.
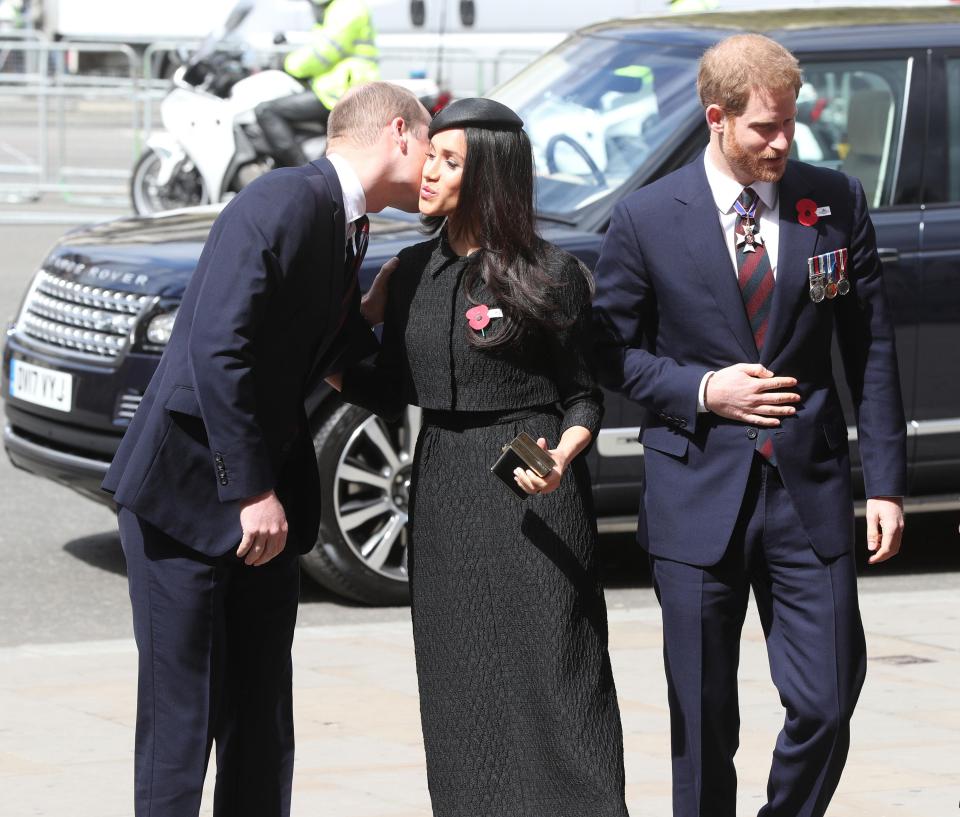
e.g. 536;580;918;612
734;195;763;255
824;254;838;299
836;247;851;295
808;256;825;302
808;248;851;303
736;222;764;253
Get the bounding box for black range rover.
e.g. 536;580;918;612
5;6;960;604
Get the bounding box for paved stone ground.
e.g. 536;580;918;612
1;585;956;817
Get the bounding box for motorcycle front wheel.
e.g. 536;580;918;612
130;148;210;215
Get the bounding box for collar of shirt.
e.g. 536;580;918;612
326;152;367;240
702;150;781;280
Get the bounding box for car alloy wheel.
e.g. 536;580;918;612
333;405;420;581
303;402;420;605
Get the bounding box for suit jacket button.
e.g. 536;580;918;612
219;477;228;486
746;427;758;440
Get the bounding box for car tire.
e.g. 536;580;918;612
301;402;420;606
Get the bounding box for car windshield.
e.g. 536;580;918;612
491;34;702;217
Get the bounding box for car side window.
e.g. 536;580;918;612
794;60;911;209
947;58;960;203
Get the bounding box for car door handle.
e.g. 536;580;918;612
878;248;900;264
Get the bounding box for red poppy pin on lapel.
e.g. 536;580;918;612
796;198;832;227
466;304;504;337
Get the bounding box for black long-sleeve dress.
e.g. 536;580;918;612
341;233;628;817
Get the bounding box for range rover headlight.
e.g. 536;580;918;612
145;309;178;346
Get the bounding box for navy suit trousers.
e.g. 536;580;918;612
651;459;867;817
119;508;300;817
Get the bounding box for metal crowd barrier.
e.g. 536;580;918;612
0;38;142;205
0;26;45;74
0;35;541;211
139;40;541;98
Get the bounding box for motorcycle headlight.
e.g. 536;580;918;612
145;309;178;346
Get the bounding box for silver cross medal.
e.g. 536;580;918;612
737;221;764;254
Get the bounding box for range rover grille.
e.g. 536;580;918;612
115;391;144;423
18;269;153;360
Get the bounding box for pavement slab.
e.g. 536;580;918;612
0;586;957;816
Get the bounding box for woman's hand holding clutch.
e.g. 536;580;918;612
511;425;593;496
513;437;566;496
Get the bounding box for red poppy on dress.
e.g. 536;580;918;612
466;304;491;330
796;198;820;227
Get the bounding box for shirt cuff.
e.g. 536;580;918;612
697;371;715;413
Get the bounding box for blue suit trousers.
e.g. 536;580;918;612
651;459;867;817
120;508;300;817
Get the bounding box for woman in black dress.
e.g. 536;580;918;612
331;98;629;817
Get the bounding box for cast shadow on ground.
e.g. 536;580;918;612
63;530;127;577
597;513;960;586
298;577;385;606
60;528;375;605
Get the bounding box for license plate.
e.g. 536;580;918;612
9;359;73;412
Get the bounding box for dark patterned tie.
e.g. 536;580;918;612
735;188;777;464
345;215;370;275
336;215;369;332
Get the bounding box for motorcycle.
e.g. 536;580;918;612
131;2;444;215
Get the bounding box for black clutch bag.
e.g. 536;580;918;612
490;431;556;500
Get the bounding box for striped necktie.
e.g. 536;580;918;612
336;216;369;332
735;188;777;464
345;215;370;275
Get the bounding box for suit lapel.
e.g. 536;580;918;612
311;157;347;282
677;158;758;361
304;159;349;375
763;161;820;363
307;159;347;288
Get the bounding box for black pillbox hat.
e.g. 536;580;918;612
428;97;523;138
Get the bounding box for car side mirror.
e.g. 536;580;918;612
273;32;287;45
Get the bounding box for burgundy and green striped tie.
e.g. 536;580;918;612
735;187;777;465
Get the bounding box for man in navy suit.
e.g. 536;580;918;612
593;35;906;817
102;82;431;817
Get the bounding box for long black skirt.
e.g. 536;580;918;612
407;408;629;817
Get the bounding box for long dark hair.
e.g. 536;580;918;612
422;126;586;351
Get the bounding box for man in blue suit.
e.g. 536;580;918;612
102;82;431;817
593;35;906;817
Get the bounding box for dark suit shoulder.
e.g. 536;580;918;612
785;160;865;206
238;167;321;216
616;162;695;222
214;167;327;247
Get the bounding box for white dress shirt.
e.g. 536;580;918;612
697;149;782;412
703;150;780;280
326;152;367;247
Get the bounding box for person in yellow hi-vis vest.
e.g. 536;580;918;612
256;0;379;167
667;0;719;11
